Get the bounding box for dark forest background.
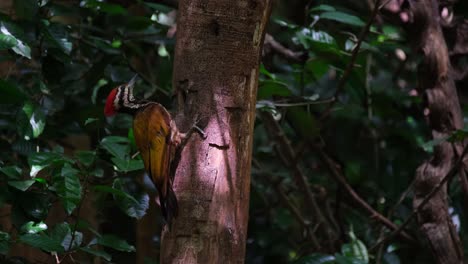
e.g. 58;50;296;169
1;0;468;263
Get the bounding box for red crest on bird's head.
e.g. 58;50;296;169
104;88;118;116
104;75;139;116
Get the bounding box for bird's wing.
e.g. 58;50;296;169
133;103;174;197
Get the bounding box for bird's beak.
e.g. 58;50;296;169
127;74;138;87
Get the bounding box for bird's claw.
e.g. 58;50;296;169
192;125;207;139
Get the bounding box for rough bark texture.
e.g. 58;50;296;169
160;1;271;263
409;1;464;263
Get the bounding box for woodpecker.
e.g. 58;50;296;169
104;75;201;225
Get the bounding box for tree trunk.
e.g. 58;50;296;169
410;1;464;263
160;1;272;263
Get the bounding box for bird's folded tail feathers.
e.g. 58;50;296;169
158;185;178;228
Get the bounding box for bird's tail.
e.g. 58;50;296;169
159;185;178;227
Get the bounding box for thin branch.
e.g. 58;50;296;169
274;181;320;249
269;97;335;107
369;143;468;252
254;156;321;250
378;0;394;10
259;111;338;246
264;34;307;62
452;65;468;82
60;162;92;262
315;146;416;243
320;0;385;120
376;179;415;263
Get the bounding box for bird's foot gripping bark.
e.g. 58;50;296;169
190;125;207;139
170;118;207;147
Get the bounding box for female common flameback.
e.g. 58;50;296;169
104;76;186;226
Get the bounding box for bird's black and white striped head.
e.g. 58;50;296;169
104;75;148;116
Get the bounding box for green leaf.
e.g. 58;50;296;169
8;180;35;191
80;246;112;261
111;39;122;48
118;191;148;219
75;151;96;167
0;166;22;179
12;40;32;59
158;44;169;57
448;129;468;143
381;25;402;41
259;64;276;80
35;177;48;185
55;163;82;215
91;168;104;178
91;79;108;104
97;234;135;252
306;58;330;80
101;136;144;172
258;80;292;99
0;240;9;255
144;2;173;13
273;19;298;29
0;231;11;241
42;21;72;54
256;100;278;113
39;0;50;7
62;231;83;250
420;136;448;153
295;29;340;56
86;36;120;54
111;157;144;172
20;221;48;234
319;11;365;27
29;165;44;178
286;107;321;140
84;118;99;126
294;253;336;264
47;222;82;250
22;102;46;139
29;152;61;166
113;178;149;219
309;4;336;13
100;136;130;160
49;222;70;242
341;228;369;263
94;184;139;204
0;22;31;59
0;231;10;254
0;33;18;50
20;234;64;253
28;151;69;177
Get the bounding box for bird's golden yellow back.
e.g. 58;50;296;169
132;103;174;197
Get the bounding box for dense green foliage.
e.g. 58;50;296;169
1;0;174;262
0;0;467;263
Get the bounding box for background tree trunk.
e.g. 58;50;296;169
410;1;464;263
160;0;272;263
